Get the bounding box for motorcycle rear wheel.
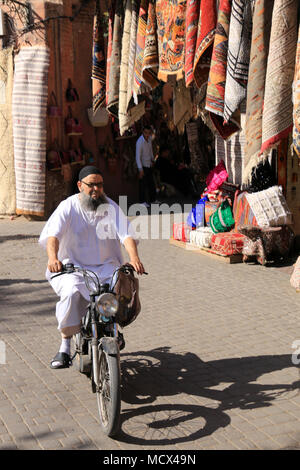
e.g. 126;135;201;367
96;350;121;437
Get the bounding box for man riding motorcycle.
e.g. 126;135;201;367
39;165;145;369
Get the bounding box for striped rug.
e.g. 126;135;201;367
261;0;298;156
223;0;253;123
193;0;217;91
215;106;246;186
12;47;50;217
243;0;273;184
293;22;300;159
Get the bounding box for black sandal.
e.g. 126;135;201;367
50;352;72;369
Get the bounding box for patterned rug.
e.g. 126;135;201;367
205;0;240;140
12;47;50;217
205;0;232;117
185;0;200;87
293;22;300;158
107;0;124;118
156;0;187;82
127;0;139;110
0;47;15;214
261;0;298;156
243;0;273;184
92;0;106;113
142;0;160;89
119;0;132;135
223;0;253;123
193;0;217;91
133;0;149;104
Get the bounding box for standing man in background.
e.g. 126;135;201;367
135;125;157;207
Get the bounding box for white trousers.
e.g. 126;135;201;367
47;270;90;336
46;264;116;336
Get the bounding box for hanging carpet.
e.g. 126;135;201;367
260;0;298;156
119;0;132;134
243;0;273;184
133;0;149;104
293;22;300;158
184;0;200;87
142;0;160;90
127;0;139;109
92;0;106;113
193;0;217;92
0;47;15;215
107;0;124;118
12;47;50;217
106;2;114;106
215;126;245;186
223;0;253;123
156;0;187;82
205;0;240;140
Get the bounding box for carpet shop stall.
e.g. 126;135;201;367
0;0;300;268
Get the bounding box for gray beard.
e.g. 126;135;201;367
79;190;108;212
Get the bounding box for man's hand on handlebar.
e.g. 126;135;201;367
48;258;63;273
129;257;146;275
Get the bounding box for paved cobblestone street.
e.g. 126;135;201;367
0;214;300;451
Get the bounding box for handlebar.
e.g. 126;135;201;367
50;263;148;296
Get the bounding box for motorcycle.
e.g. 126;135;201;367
51;262;142;437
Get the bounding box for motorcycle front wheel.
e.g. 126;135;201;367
96;350;121;437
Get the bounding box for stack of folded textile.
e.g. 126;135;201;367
190;227;214;248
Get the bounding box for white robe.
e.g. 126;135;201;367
39;194;137;333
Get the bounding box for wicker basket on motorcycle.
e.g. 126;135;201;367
112;264;141;328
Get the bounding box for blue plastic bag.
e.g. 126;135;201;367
187;196;208;228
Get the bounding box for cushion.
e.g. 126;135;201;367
187;196;208;228
211;232;245;256
173;223;193;242
205;202;219;226
206;160;229;192
190;227;213;248
232;191;257;232
246;186;293;227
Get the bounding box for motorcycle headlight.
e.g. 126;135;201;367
97;293;119;317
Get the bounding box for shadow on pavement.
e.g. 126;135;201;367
0;234;40;244
0;279;47;286
117;347;300;446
